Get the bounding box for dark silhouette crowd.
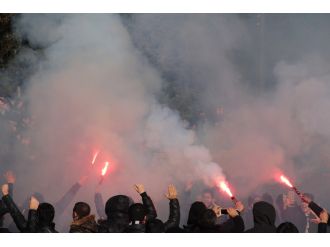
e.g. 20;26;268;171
0;171;329;233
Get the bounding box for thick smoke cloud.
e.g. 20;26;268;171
3;14;330;229
1;14;226;228
126;14;330;207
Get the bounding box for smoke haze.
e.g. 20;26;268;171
2;14;330;228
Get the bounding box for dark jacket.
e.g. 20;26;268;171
27;209;58;233
309;201;330;226
2;194;28;232
124;192;157;233
245;201;277;233
164;198;180;231
140;192;157;221
2;195;57;233
97;195;131;233
318;223;328;233
124;222;146;233
183;201;207;232
70;215;98;233
0;183;14;228
146;198;181;233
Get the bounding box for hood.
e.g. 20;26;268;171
187;201;207;225
253;201;276;226
105;195;130;216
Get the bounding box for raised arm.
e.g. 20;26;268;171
134;184;157;221
54;176;87;216
94;192;106;219
27;196;40;233
164;184;180;231
1;184;27;232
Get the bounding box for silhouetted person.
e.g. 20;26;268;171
276;222;299;233
70;202;97;233
245;201;277;233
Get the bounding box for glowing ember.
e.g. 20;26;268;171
280;175;293;188
219;181;233;197
91;151;99;165
101;162;109;176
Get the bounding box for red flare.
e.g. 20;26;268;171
219;181;233;198
91;151;99;165
280;175;293;188
101;162;109;176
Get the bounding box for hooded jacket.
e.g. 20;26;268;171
124;191;157;233
97;195;131;233
2;195;58;233
70;215;98;233
245;201;277;233
183;201;207;232
27;208;58;233
124;222;146;233
145;198;180;233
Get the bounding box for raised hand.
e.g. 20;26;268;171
1;184;9;196
134;184;145;194
30;196;40;210
165;184;178;200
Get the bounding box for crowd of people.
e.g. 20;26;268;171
0;171;329;233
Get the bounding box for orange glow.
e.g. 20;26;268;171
280;175;293;188
101;161;109;176
219;181;233;197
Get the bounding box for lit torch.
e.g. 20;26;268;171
99;161;110;185
91;151;99;166
219;181;238;203
279;174;308;203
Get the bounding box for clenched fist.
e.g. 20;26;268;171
1;184;9;196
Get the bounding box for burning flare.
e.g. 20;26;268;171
101;161;109;176
91;151;99;165
280;175;293;188
219;181;233;198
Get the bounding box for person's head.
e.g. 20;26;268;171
198;209;217;229
201;189;214;208
105;195;130;219
276;222;299;233
72;202;90;220
37;202;55;226
128;203;146;223
253;201;276;226
146;219;165;233
187;201;207;225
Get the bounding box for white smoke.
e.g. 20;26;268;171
2;14;227;229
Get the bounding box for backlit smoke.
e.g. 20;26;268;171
3;14;330;229
0;14;226;228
